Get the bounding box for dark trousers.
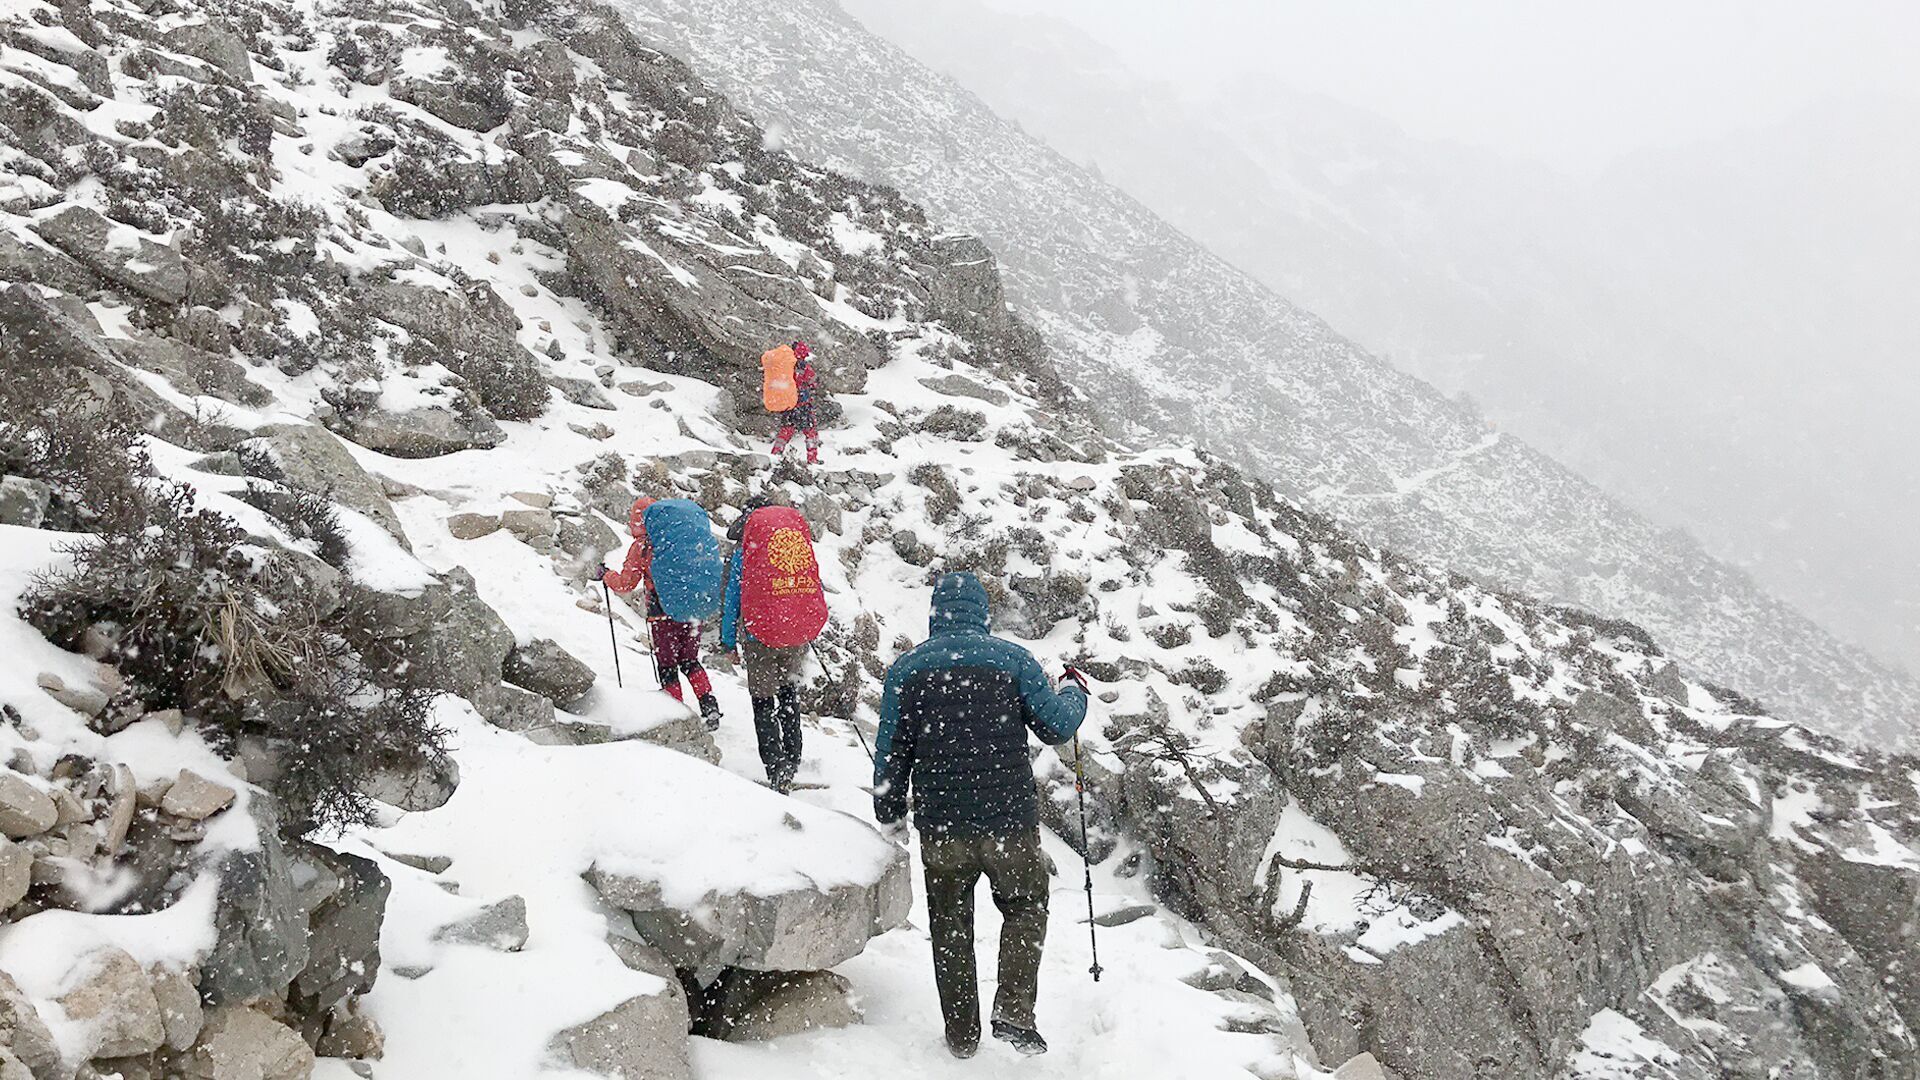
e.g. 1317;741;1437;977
922;829;1049;1044
751;688;803;789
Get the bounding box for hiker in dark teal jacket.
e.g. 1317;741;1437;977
873;571;1088;1059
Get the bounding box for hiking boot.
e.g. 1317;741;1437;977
698;695;722;730
946;1033;979;1059
991;1019;1047;1056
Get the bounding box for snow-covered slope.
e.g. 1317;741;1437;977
1;0;1917;1079
611;0;1920;750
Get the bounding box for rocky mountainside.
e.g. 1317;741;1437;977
613;0;1920;750
841;0;1920;689
1;0;1917;1079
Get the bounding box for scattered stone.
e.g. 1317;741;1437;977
550;990;693;1080
1067;476;1098;492
59;948;166;1058
446;512;501;540
433;895;529;952
151;966;206;1052
509;491;553;509
503;639;596;707
315;1005;385;1060
137;775;175;810
500;507;557;548
0;774;56;839
184;1006;314;1080
161;770;237;821
384;851;452;875
0;838;29;909
36;671;109;717
548;375;617;410
569;422;614;440
101;764;136;855
1332;1053;1395;1080
1091;903;1157;928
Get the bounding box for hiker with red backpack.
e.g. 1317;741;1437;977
720;497;829;792
762;340;822;464
597;496;727;730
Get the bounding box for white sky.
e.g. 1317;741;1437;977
976;0;1920;170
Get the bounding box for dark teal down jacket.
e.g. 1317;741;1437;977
873;572;1087;837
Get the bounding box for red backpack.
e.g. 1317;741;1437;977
738;507;828;647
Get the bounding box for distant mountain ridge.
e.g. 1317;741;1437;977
611;0;1918;747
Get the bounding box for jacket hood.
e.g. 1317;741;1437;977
929;572;990;637
628;496;654;538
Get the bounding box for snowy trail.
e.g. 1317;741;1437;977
695;673;1303;1080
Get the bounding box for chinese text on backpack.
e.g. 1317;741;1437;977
761;345;799;413
643;499;724;622
739;506;828;647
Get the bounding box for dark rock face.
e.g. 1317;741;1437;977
203;797;308;1007
290;849;390;1021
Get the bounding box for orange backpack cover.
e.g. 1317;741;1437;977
761;345;799;412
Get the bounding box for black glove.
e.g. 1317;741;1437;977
593;566;609;583
1061;665;1089;692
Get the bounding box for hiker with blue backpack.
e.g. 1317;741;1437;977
597;496;727;729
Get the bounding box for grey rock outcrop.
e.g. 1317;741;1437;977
31;205;188;304
332;397;506;458
290;849;388;1019
159;23;252;80
589;843;912;971
203;797;308;1006
249;424;410;549
503;639;596;707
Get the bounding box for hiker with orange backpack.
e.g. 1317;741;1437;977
762;340;822;464
720;497;829;791
597;496;726;730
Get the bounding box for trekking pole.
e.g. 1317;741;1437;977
601;581;624;689
1073;734;1103;982
810;642;873;763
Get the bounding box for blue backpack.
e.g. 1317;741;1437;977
644;499;724;622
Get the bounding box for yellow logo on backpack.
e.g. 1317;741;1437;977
761;345;799;412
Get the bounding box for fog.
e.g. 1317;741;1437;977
842;0;1920;676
